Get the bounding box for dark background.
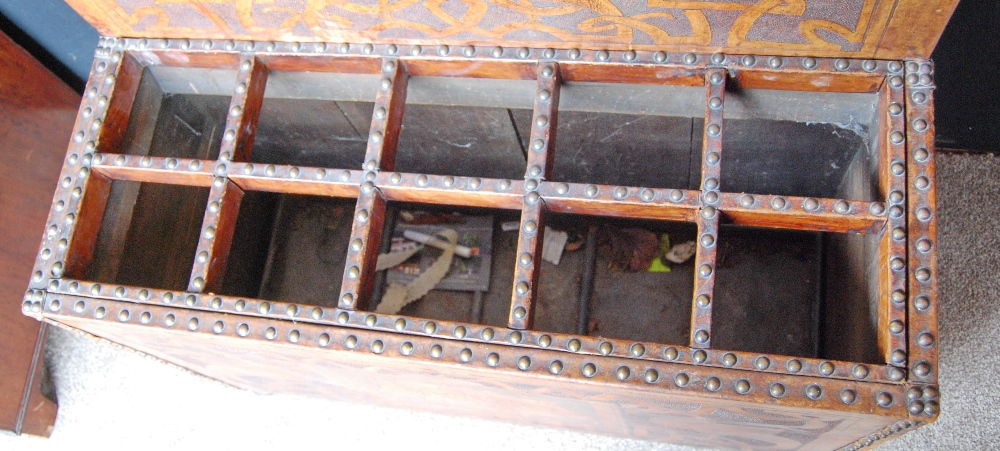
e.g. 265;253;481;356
0;0;996;152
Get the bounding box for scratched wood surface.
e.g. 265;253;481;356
65;0;959;60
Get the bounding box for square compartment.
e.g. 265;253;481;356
533;213;697;345
249;72;379;168
554;82;704;190
80;180;210;291
710;224;880;363
393;76;535;180
219;192;357;306
369;203;521;325
105;65;236;159
720;88;882;201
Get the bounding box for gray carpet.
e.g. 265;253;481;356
2;152;996;450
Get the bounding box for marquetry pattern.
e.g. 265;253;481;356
22;37;938;417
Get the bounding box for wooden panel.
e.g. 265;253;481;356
49;310;900;450
64;0;957;59
0;30;73;436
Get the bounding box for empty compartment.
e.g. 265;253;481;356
394;77;535;180
370;202;520;325
219;192;357;306
81;180;210;290
554;82;704;190
720;88;882;201
106;65;236;159
250;72;379;168
711;225;880;363
533;213;697;345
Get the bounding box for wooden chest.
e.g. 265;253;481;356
23;1;956;449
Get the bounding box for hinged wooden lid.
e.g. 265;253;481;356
68;0;957;60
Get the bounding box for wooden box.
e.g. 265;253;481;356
23;1;956;449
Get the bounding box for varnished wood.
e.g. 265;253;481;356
64;0;957;60
0;30;73;437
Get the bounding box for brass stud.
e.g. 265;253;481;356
188;318;200;330
582;363;597;378
644;369;659;383
692;350;707;363
74;301;85;313
786;359;802;373
118;309;130;322
696;294;711;308
518;356;531;370
705;377;721;391
212;321;225;334
394;318;406;331
549;360;564;374
459;348;473;362
454;325;467;338
839;388;858;404
769;383;786;398
735;380;751;394
237;323;250;337
803;57;818;69
806;384;823;400
481;328;494;340
683;53;697;64
337;312;349;324
722;353;737;367
694;329;710;344
913;361;931;377
365;314;377;327
258;302;271;314
674;372;689;387
819;361;835;376
513;306;527;320
318;333;330;347
163;313;174;325
876;391;893;407
754;356;770;370
891;349;907;365
740;194;755;207
918;332;935;347
567;338;581;352
400;342;414;355
889;320;905;334
509;331;523;344
430;344;442;357
654;51;667;63
487;352;500;366
834;200;850;214
538;335;551;347
346;335;359;349
630;343;645;357
664;347;678;360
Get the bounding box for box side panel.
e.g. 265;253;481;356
52;315;897;450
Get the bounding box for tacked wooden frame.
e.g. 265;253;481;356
22;37;940;450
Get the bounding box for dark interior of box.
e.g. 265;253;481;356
79;68;885;363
